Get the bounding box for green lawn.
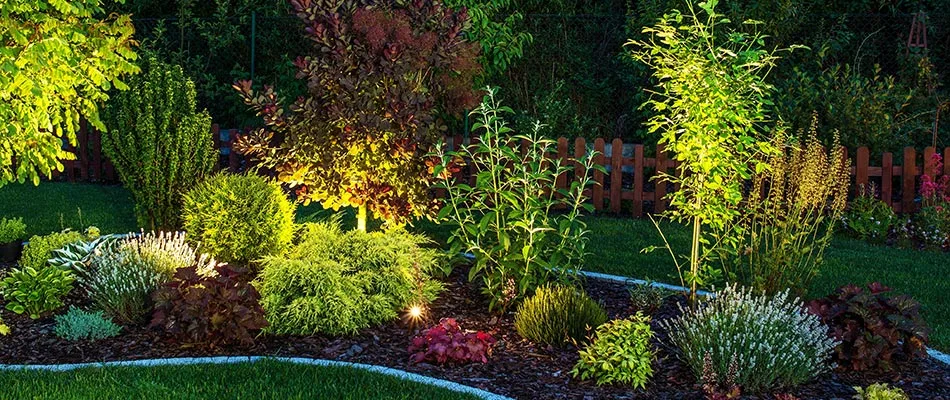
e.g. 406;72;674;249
1;182;948;351
0;360;481;400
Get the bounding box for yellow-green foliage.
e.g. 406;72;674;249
853;383;909;400
102;57;215;231
725;117;850;295
256;221;444;336
0;0;138;187
514;285;607;346
571;313;655;388
20;231;86;270
182;174;295;265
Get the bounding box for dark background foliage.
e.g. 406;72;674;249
105;0;950;156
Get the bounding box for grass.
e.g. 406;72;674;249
0;360;480;400
1;182;948;351
0;182;136;237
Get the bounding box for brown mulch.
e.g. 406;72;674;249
0;267;948;400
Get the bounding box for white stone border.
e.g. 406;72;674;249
577;269;950;366
0;356;512;400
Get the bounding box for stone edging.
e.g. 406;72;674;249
577;270;950;366
0;356;513;400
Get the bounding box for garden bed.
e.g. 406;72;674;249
1;266;947;400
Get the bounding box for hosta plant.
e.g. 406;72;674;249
234;0;480;229
514;284;607;346
807;283;929;371
0;266;75;319
49;234;122;275
151;264;267;348
433;89;601;311
408;318;496;365
19;230;86;270
663;285;837;393
571;313;655;388
54;307;122;341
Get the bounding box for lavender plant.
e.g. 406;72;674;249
662;285;837;393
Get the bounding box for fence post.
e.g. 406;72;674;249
881;152;893;207
610;138;622;214
654;143;667;214
856;147;869;195
593;138;605;211
555;137;568;207
924;147;937;178
945;147;950;176
903;147;916;213
632;144;644;217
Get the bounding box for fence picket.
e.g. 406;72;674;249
44;128;950;217
882;152;893;207
593;139;605;211
609;138;623;213
903;147;917;213
654;143;667;213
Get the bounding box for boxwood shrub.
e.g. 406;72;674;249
182;173;295;265
255;221;444;336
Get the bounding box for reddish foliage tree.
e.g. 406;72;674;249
235;0;480;229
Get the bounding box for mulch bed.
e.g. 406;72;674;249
1;266;948;400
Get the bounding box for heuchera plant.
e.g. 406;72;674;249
807;282;929;371
150;264;268;348
408;318;496;364
234;0;480;230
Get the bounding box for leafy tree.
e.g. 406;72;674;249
102;57;216;231
630;0;782;303
0;0;139;186
235;0;481;230
444;0;531;82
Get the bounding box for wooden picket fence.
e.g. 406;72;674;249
52;124;950;216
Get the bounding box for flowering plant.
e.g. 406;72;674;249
408;318;496;365
912;153;950;248
920;153;950;206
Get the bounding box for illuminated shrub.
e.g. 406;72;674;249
235;0;480;227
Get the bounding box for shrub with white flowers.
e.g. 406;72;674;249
661;285;837;393
79;231;203;325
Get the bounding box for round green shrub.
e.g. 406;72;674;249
571;313;655;388
182;173;295;264
20;230;86;270
256;221;444;336
514;285;607;346
0;217;26;243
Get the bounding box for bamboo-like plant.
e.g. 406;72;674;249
630;0;787;304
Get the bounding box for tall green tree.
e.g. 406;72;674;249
630;0;782;303
0;0;139;186
102;57;215;231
